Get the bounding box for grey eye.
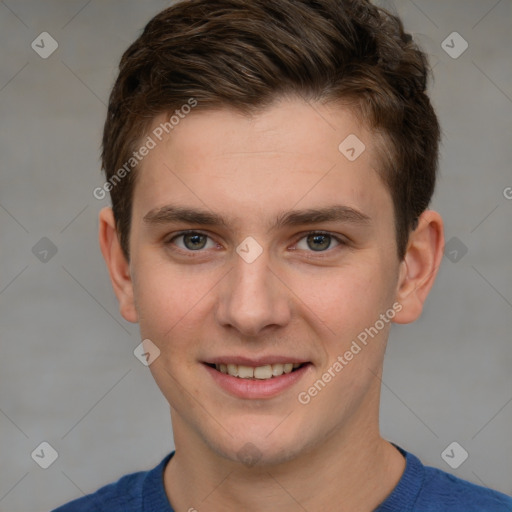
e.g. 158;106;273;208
296;233;340;252
182;233;208;250
170;232;216;251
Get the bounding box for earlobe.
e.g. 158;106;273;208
393;210;444;324
98;207;138;323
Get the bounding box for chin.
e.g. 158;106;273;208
203;420;312;468
216;441;304;468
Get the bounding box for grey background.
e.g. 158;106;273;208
1;1;511;511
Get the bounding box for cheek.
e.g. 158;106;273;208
132;257;224;359
134;264;209;400
133;261;195;337
290;260;391;336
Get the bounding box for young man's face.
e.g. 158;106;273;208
111;97;413;465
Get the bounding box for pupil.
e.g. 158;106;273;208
308;233;330;251
185;233;206;250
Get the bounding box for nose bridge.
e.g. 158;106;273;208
216;247;290;336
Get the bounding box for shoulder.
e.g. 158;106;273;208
416;463;512;512
51;453;174;512
379;446;512;512
51;469;147;512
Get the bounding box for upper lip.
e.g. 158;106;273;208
204;356;310;366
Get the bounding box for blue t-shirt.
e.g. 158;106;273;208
52;446;512;512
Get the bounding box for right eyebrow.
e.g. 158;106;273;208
143;205;228;227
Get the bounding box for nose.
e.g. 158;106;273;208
215;249;291;338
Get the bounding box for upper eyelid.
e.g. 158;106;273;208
292;232;346;252
168;230;218;248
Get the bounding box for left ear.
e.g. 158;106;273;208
393;210;444;324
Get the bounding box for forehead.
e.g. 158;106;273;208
132;97;393;231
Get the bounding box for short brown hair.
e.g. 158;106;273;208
102;0;440;260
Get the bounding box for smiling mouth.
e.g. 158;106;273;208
205;362;307;380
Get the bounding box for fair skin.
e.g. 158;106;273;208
99;97;444;512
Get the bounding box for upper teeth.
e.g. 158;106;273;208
215;363;301;379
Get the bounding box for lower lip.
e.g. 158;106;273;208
203;363;311;399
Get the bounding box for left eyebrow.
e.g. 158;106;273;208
142;204;371;230
272;205;371;230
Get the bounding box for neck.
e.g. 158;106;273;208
164;414;405;512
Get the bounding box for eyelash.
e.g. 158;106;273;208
165;230;347;257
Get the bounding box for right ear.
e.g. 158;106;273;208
98;207;138;323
